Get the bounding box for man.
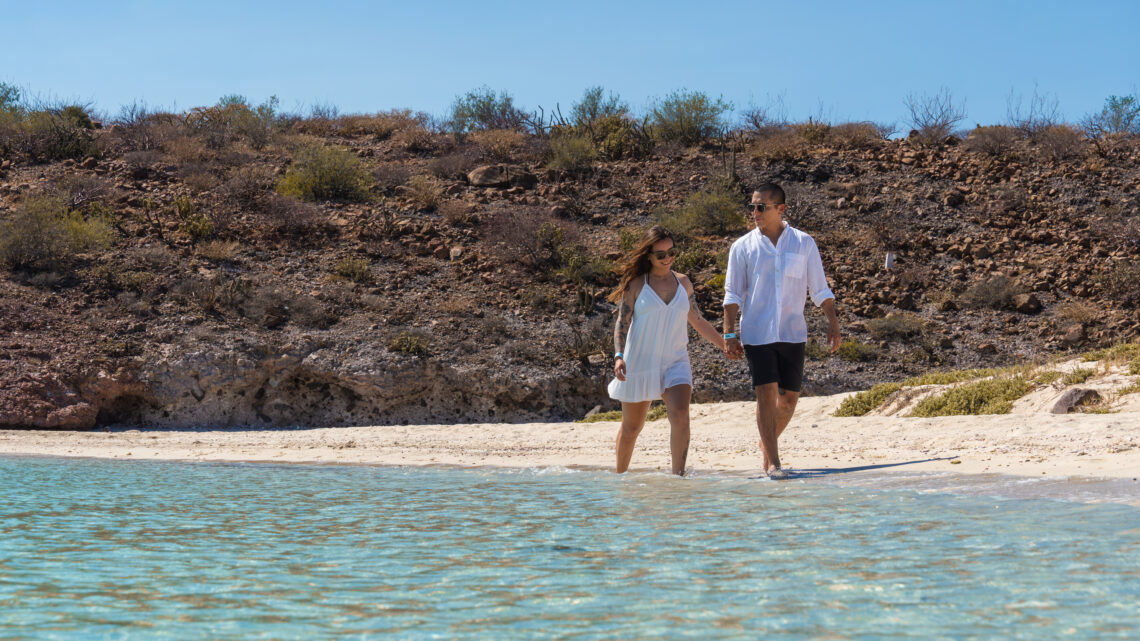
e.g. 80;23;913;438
723;183;841;479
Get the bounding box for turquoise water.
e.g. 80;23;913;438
2;457;1139;640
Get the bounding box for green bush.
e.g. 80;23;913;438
335;256;373;283
910;377;1030;417
833;383;901;417
1083;94;1140;137
651;90;731;146
277;143;371;202
1033;370;1063;385
902;368;998;386
547;133;597;172
15;107;99;161
571;86;628;128
1062;368;1094;385
449;86;526;133
658;189;745;236
0;195;115;270
389;331;430;356
837;339;879;362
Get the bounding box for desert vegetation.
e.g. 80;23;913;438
2;79;1139;427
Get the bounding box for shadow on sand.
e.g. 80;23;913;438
749;457;957;480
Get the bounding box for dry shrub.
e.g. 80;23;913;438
50;174;119;212
394;125;433;152
794;119;831;145
866;312;925;341
183;169;220;193
965;125;1021;156
217;166;319;236
1098;260;1140;307
430;150;478;179
960;275;1023;310
470;129;526;161
110;104;181;152
372;163;412;195
750;128;804;162
403;175;445;211
197;240;240;262
1034;124;1085;161
439;200;473;225
221;165;276;209
829;122;885;149
1054;300;1099;325
164;135;211;165
484;206;581;269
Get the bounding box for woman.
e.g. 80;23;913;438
607;226;725;476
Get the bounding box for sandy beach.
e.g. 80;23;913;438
3;390;1138;482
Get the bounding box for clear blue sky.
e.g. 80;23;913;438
3;0;1137;128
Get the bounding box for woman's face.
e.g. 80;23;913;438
648;238;676;270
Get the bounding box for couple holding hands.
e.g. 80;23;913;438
608;182;841;478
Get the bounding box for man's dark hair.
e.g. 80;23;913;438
754;182;785;205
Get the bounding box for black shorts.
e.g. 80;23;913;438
743;342;806;392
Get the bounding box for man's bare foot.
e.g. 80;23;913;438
766;466;789;480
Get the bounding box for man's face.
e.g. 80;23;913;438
749;192;784;228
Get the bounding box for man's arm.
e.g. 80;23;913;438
722;243;746;359
821;298;841;353
807;240;840;353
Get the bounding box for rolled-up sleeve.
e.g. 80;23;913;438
806;239;834;307
723;242;747;308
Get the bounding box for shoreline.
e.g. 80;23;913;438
3;394;1139;504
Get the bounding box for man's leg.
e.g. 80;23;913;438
616;401;650;473
660;384;692;476
758;388;800;470
755;383;781;471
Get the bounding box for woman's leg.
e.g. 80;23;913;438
661;384;692;476
616;401;650;473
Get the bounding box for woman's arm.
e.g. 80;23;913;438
680;275;725;351
613;281;639;381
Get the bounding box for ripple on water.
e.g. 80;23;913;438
0;457;1138;640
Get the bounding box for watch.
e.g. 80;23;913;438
722;333;738;340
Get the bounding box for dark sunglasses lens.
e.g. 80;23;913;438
667;248;678;257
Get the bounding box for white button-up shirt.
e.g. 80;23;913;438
723;224;834;345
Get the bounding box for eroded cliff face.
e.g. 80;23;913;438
0;340;610;430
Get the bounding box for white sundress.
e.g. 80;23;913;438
608;273;693;403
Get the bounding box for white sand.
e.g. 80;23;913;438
2;393;1138;480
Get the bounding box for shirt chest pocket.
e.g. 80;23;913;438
782;253;807;279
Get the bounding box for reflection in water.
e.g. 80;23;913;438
0;457;1138;640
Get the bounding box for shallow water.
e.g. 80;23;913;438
1;457;1139;640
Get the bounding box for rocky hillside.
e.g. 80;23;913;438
1;107;1138;429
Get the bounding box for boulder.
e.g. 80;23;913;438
467;164;538;189
1051;388;1101;414
1012;293;1042;314
1061;325;1086;348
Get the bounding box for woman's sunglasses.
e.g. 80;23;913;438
651;248;679;260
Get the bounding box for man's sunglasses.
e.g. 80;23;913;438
749;203;778;212
651;248;679;259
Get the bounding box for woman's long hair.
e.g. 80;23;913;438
607;226;675;304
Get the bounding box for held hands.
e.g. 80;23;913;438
614;357;627;381
724;338;744;360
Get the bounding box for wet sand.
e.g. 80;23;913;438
3;394;1138;489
